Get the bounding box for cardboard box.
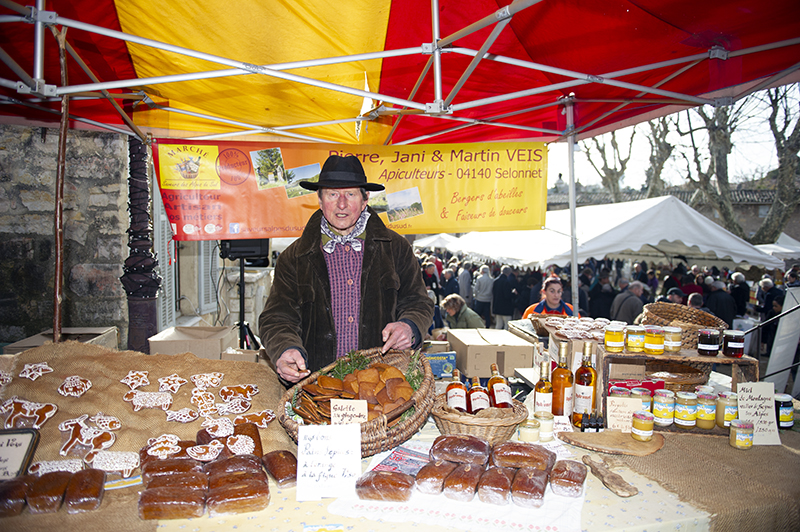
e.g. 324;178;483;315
221;347;261;363
608;361;646;380
148;326;237;359
3;327;119;355
426;351;457;379
424;340;451;354
448;328;535;378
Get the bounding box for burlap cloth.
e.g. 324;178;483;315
0;341;296;532
621;430;800;532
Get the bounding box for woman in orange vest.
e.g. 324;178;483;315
523;276;574;318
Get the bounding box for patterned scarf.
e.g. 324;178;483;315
320;208;370;254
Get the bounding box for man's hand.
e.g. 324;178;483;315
275;348;311;383
381;321;414;353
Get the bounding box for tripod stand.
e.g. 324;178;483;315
235;258;261;350
219;239;269;350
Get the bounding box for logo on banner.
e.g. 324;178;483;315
159;144;222;190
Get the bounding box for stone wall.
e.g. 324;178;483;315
0;123;130;348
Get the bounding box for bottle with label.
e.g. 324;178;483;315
534;360;553;414
551;342;574;417
446;369;468;413
467;376;491;415
487;363;513;408
572;341;597;427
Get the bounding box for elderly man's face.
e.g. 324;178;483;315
668;294;683;303
318;187;368;235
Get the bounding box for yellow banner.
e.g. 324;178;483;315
153;140;547;240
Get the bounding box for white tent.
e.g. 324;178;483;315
448;196;784;270
756;233;800;261
412;233;460;249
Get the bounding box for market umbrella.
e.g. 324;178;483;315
412;233;460;249
756;233;800;261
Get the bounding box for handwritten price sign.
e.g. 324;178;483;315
296;424;361;501
737;382;781;445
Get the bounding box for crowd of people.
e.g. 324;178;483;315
416;248;799;356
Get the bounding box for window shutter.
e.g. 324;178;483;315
198;240;220;315
152;178;177;331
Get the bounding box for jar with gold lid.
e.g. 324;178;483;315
631;387;652;411
631;410;655;442
722;330;745;358
696;392;717;429
674;391;697;429
729;419;754;450
653;389;675;427
716;391;738;428
644;326;665;355
663;326;682;352
604;324;625;353
697;329;720;356
625;325;645;353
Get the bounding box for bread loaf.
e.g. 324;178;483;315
26;470;72;513
141;458;203;484
442;463;484;502
261;450;297;488
64;468;106;513
355;471;415;502
0;475;35;517
204;454;263;477
206;478;270;516
233;423;263;457
208;469;268;492
414;459;458;495
491;442;556;472
476;466;515;506
430;434;490;466
511;467;549;508
138;486;205;520
549;460;587;497
146;471;208;492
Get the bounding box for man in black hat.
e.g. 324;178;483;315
258;155;434;384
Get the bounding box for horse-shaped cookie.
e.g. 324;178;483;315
58;414;116;456
1;396;58;429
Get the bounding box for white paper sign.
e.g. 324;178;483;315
736;382;781;446
331;399;368;425
605;397;642;433
296;423;362;501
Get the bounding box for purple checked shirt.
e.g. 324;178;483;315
323;242;364;358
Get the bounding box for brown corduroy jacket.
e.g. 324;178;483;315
258;207;433;376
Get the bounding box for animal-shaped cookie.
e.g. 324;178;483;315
0;371;12;387
58;414;116;456
190;388;218;416
191;372;224;390
234;409;276;429
28;459;84;476
165;408;200;424
186;440;225;462
123;390;173;411
215;397;251;416
89;412;121;431
1;396;58;429
84;450;140;478
58;375;92;397
201;416;234;438
146;434;181;459
219;384;259;402
226;434;255;455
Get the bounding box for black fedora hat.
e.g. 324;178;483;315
299;155;384;191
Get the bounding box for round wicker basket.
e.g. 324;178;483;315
640;301;727;350
277;347;435;458
430;394;529;445
646;361;709;392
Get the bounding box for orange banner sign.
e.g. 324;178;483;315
153;139;547;241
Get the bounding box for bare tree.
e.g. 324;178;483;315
582;129;636;202
644;117;674;198
750;85;800;244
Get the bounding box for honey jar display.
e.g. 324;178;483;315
674;391;697;430
775;393;794;430
715;391;738;428
631;410;655;442
643;326;665;355
631;387;652;412
696;392;717;430
729;419;754;450
697;329;720;356
722;330;745;358
604;324;625;353
653;389;675;427
663;326;682;352
625;325;645;352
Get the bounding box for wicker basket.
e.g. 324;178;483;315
277;347;435;458
640;301;727;350
430;394;529;445
645;361;709;392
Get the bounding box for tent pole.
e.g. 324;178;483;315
565;98;580;315
53;27;68;344
431;0;443;105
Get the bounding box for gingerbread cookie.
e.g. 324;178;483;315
166;408;200;424
0;370;12;387
201;416;234;438
123;390;173;411
120;370;149;390
89;412;121;431
158;373;188;394
190;388;218;417
215;398;251;416
29;459;84;476
18;362;54;381
219;384;259;402
58;375;93;398
186;440;225;462
234;409;275;429
226;434;255;455
58;415;116;457
1;396;58;429
191;372;224;390
84;450;140;478
147;434;182;459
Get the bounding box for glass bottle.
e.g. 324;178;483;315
572;341;597;427
534;360;553;414
467;376;490;415
551;342;574;417
445;369;468;413
487;363;513;409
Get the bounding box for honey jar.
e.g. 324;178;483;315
604;324;625;353
674;391;697;430
609;386;631;397
729;419;754;450
722;330;745;358
631;410;655;442
631;387;652;411
663;326;682;352
534;411;555;442
518;418;541;442
644;326;665;355
775;393;794;430
625;325;645;352
715;391;738;428
696;392;717;429
697;329;720;356
653;389;675;427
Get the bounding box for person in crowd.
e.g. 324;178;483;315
702;275;714;301
705;280;737;327
688;292;712;314
785;270;800;287
422;262;440;301
473;264;494;327
440;268;460;299
729;272;750;316
441;294;485;330
259;155;433;384
427;290;444;338
523;276;575;317
492;265;517;330
633;262;648;284
610;280;645;325
755;278;784;322
646;269;659;298
527;270;544;307
656;286;685;304
617;277;630;293
457;261;473;307
589;270;617;319
762;293;785;356
691;264;701;277
681;274;703;304
579;267;594;298
660;269;682;296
